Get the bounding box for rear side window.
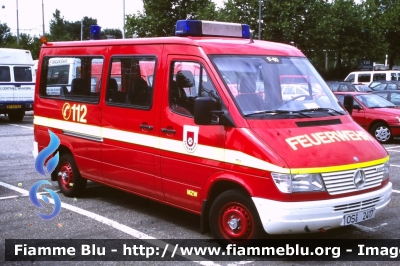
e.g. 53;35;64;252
358;74;371;82
14;66;33;82
0;66;11;82
39;56;103;103
373;73;385;81
105;56;156;109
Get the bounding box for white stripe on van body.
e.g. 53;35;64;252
34;115;291;174
34;116;389;175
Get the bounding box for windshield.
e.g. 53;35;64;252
355;94;395;108
210;56;345;118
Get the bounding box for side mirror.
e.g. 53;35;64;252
343;94;354;115
194;97;216;125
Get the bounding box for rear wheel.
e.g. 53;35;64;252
57;153;87;197
8;110;24;122
209;190;263;245
371;123;392;143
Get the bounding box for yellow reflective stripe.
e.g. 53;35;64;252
102;127;158;148
290;156;390;174
34;115;388;175
34;116;101;139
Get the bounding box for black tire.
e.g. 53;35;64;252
209;190;264;246
8;110;24;122
371;123;392;144
56;153;87;197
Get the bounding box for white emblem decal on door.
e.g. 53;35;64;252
183;125;199;153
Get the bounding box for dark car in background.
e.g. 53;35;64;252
334;92;400;143
368;80;400;91
372;90;400;106
326;81;372;92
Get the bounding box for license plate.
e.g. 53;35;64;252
6;105;22;109
343;208;376;225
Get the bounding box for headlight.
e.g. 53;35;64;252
271;173;326;193
383;161;390;180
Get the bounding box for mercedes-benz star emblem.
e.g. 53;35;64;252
353;169;366;189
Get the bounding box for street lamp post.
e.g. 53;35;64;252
42;0;45;36
258;0;261;40
122;0;125;39
16;0;19;46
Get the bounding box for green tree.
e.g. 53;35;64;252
65;16;98;41
216;0;261;38
125;0;217;38
0;22;14;46
102;28;123;39
370;0;400;68
0;22;40;58
49;9;69;41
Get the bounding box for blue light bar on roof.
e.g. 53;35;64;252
175;20;250;39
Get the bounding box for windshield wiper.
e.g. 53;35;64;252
293;108;345;116
244;110;312;118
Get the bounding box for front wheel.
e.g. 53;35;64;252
57;153;87;197
209;190;263;245
371;123;392;143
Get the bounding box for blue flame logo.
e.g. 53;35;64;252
29;130;61;220
35;130;60;176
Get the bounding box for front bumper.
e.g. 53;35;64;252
0;102;34;113
389;126;400;137
252;182;392;234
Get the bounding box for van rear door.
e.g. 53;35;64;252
0;66;14;103
12;65;35;103
0;64;34;121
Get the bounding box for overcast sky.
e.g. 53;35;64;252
0;0;225;37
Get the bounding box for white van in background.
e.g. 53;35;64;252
33;60;39;74
344;70;400;86
45;58;82;95
0;48;35;122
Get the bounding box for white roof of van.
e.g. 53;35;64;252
0;48;34;65
348;70;400;74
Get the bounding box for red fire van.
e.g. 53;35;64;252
33;20;392;244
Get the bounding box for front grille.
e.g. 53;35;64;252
333;197;381;213
321;164;383;195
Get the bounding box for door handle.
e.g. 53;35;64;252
161;128;176;134
140;124;153;130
